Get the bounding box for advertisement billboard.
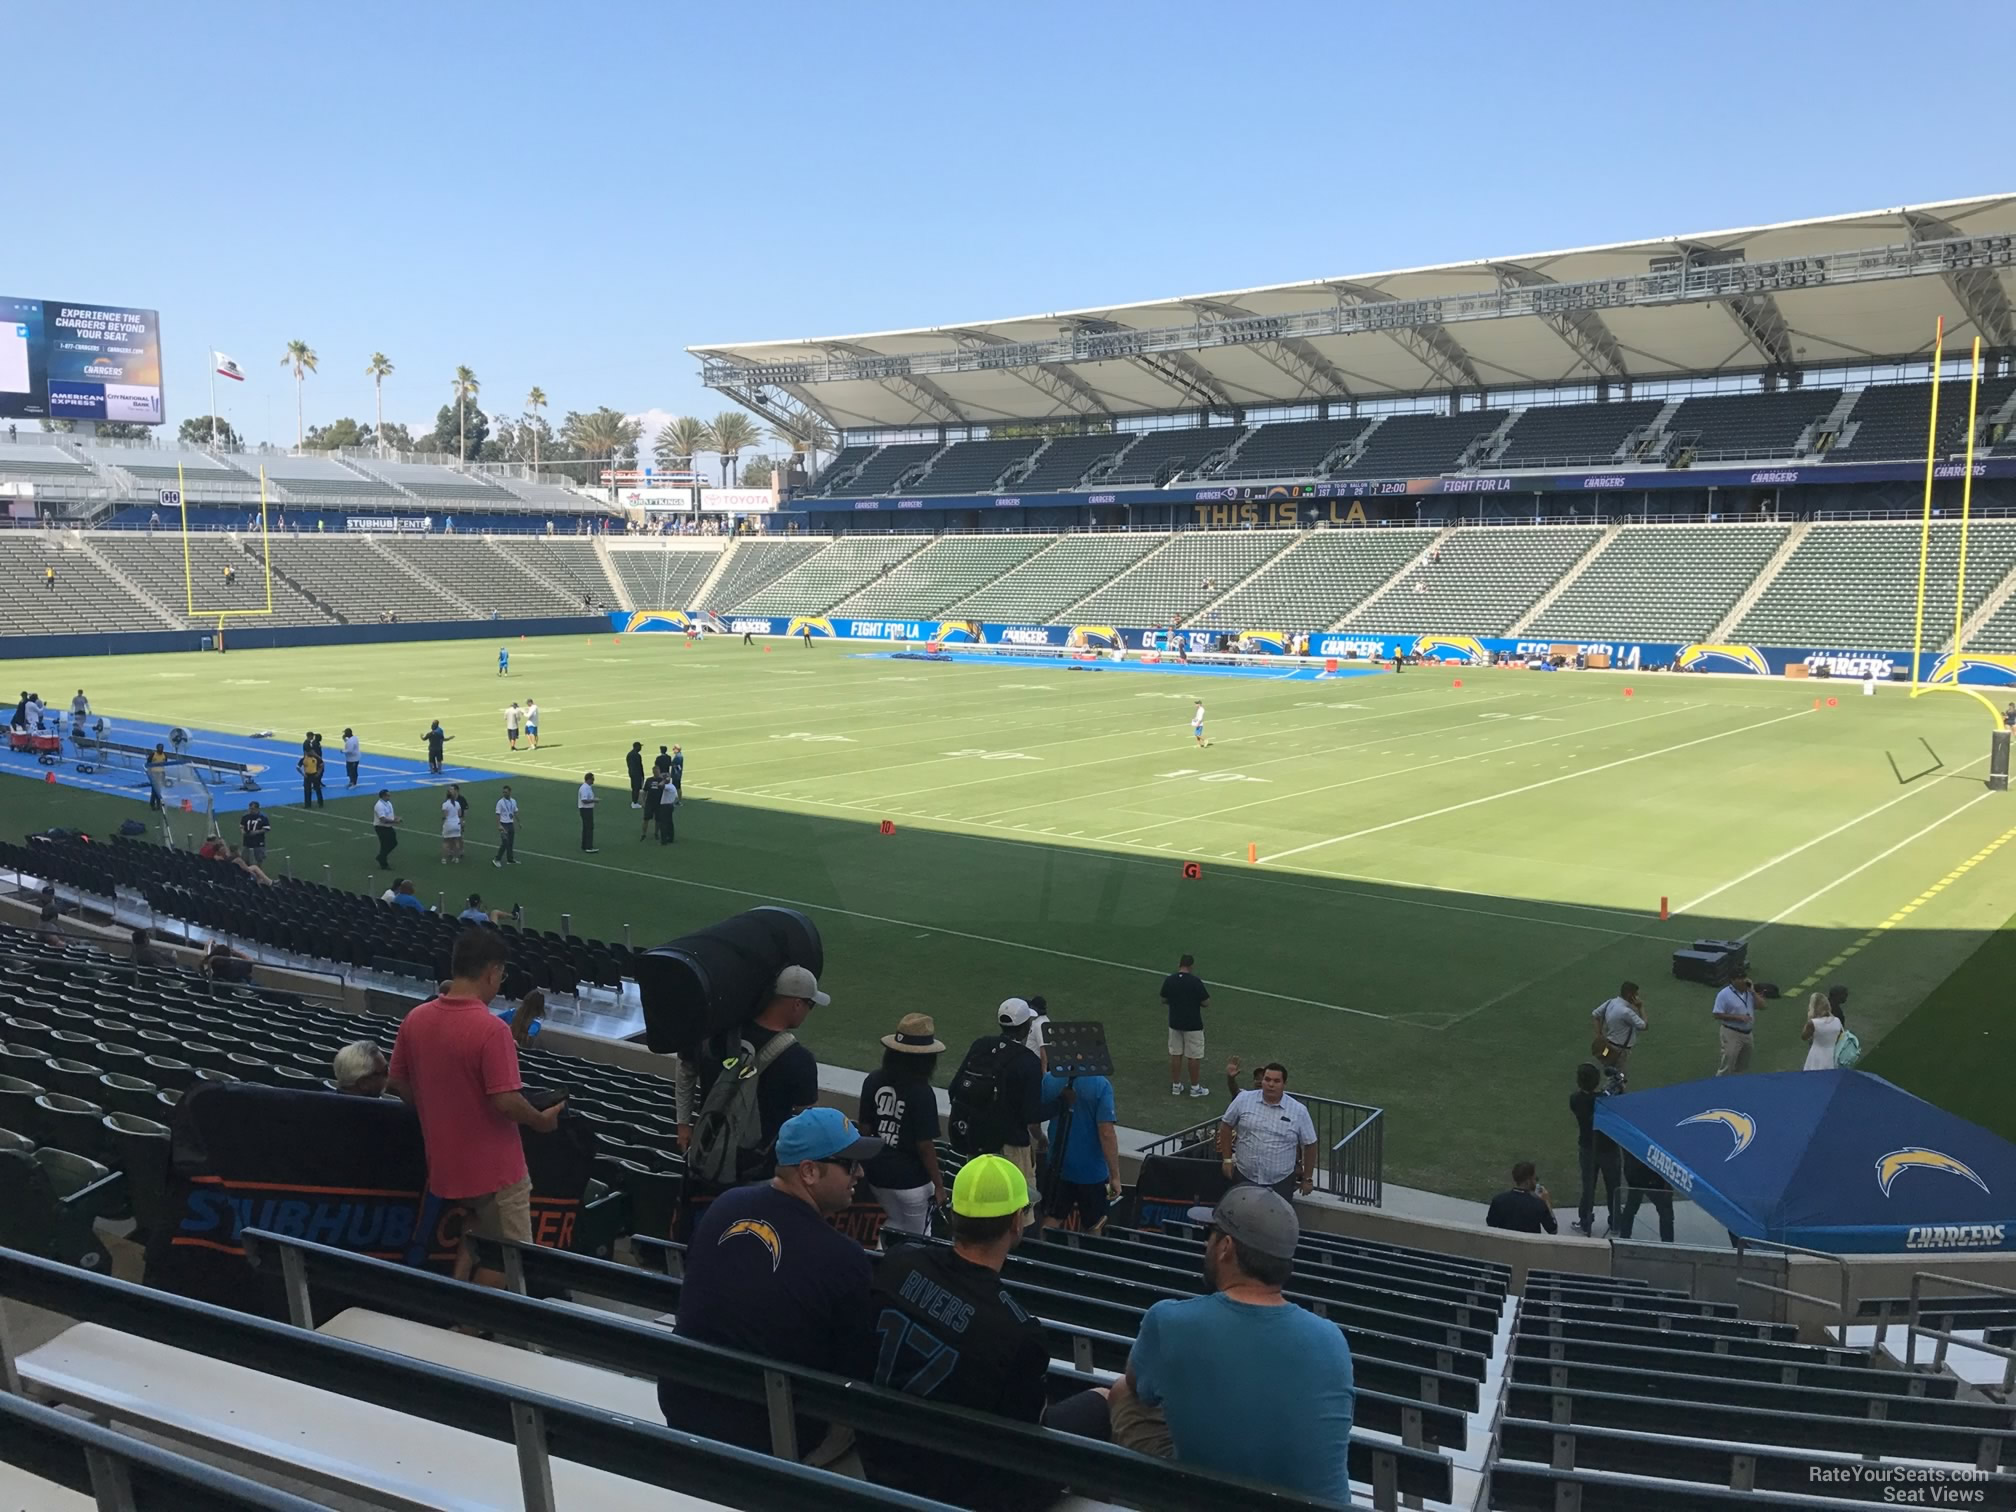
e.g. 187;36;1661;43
0;296;164;424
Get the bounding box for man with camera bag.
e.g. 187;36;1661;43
679;965;827;1190
948;999;1046;1213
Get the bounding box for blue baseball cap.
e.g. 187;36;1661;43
775;1107;882;1168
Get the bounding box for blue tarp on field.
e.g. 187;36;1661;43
1595;1071;2016;1254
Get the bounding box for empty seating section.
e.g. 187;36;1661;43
606;544;724;609
0;439;93;479
254;454;404;502
1011;432;1133;492
381;536;580;616
92;534;333;627
736;536;924;614
0;537;166;635
490;474;593;509
808;444;877;494
75;446;248;489
1097;426;1242;485
1838;379;2016;460
493;538;620;609
947;532;1163;622
1736;521;2016;649
352;459;513;502
1662;388;1840;459
835;535;1052;616
261;537;463;622
1071;531;1293;626
832;442;942;496
909;437;1043;495
1494;399;1665;467
1333;410;1505;477
1193;529;1439;630
702;537;829;611
1214;417;1369;479
1527;524;1791;642
1355;526;1602;634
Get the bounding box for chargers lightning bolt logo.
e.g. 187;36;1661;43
720;1218;783;1271
1876;1148;1990;1198
1679;1109;1756;1159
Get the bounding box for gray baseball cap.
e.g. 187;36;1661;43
1187;1184;1301;1260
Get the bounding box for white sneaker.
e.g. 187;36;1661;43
1189;1083;1210;1097
1171;1083;1184;1096
630;802;642;809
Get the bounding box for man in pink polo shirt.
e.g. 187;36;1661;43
388;928;565;1284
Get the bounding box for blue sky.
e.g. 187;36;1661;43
12;0;2004;453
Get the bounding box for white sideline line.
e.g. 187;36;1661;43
1092;702;1705;842
1265;707;1816;865
286;809;1402;1025
1673;757;1989;916
1740;791;1996;944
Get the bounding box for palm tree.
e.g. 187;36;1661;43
526;386;547;469
653;415;709;476
281;341;318;448
704;410;762;486
563;408;643;495
452;366;480;463
770;413;836;477
366;353;394;455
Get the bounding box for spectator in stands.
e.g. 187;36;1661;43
625;741;646;808
676;965;827;1172
332;1041;390;1097
1040;1054;1121;1234
1052;1186;1354;1501
1590;981;1646;1090
239;801;270;867
1217;1064;1316;1201
577;772;599;852
493;784;519;866
457;893;497;925
1712;966;1762;1076
340;728;361;788
953;1000;1047;1212
372;791;400;868
1569;1063;1619;1237
389;879;428;913
129;927;161;968
857;1155;1059;1510
1485;1162;1558;1233
657;1106;879;1461
857;1013;947;1237
45;565;54;592
502;988;546;1047
1615;1149;1675;1243
203;939;253;982
1155;952;1216;1098
387;929;565;1286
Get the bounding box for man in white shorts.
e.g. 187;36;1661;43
1159;953;1211;1097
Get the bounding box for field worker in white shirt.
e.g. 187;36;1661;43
1590;981;1648;1090
524;699;541;750
341;728;362;787
1218;1064;1317;1201
440;793;465;863
493;784;519;867
578;772;598;852
372;791;400;869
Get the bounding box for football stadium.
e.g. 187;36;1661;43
6;185;2016;1510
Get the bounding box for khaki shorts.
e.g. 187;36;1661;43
464;1175;534;1245
1000;1142;1039;1210
1167;1028;1205;1059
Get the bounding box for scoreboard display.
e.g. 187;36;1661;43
0;296;164;424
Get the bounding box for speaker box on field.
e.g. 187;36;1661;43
635;907;823;1055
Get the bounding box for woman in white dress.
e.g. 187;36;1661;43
1800;992;1844;1070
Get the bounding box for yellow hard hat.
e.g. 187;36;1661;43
951;1154;1029;1218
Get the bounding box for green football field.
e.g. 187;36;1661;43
3;634;2011;1197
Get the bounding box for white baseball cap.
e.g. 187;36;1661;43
998;997;1036;1028
774;964;830;1007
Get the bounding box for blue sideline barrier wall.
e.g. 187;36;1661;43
610;611;2016;687
0;616;609;660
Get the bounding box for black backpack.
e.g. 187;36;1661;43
947;1036;1020;1156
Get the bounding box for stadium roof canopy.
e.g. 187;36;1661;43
694;195;2016;433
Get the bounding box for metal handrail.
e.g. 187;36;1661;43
1137;1091;1385;1207
1907;1271;2016;1390
1727;1233;1852;1330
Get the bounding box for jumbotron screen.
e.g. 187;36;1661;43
0;296;164;424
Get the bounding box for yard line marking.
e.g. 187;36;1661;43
285;808;1394;1023
1266;707;1816;865
1673;755;1990;916
1740;791;1998;944
1093;702;1706;842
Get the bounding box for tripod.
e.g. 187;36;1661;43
1040;1021;1115;1226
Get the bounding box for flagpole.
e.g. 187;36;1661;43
209;349;218;450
